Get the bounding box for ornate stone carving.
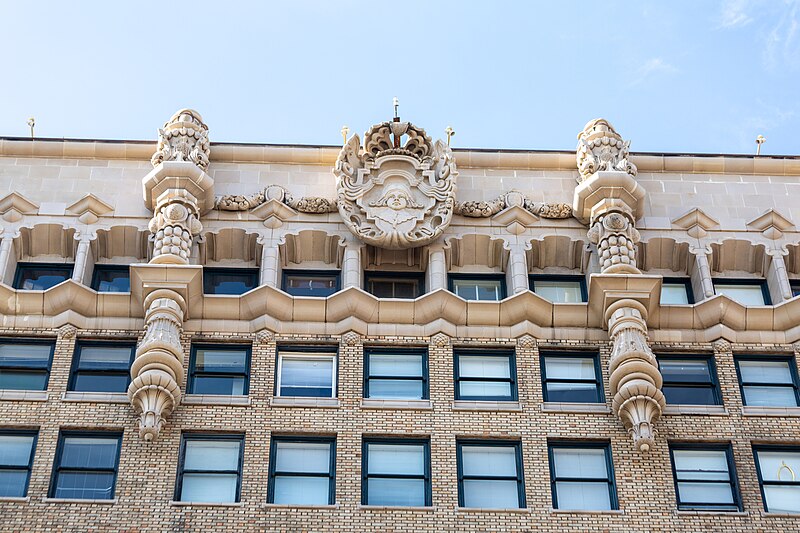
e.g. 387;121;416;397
214;184;337;214
334;120;457;249
587;208;640;274
456;197;505;218
255;329;274;344
606;301;665;453
341;331;361;346
454;191;573;220
430;333;450;347
576;119;637;183
58;324;77;339
516;335;536;349
148;190;203;264
128;290;186;442
151;109;210;170
713;338;732;353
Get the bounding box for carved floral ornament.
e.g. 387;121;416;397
151;109;211;170
215;184;337;214
455;191;573;219
576;118;637;183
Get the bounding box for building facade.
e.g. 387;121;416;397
0;110;799;531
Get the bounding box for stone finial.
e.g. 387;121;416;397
341;331;361;346
516;335;536;349
151;109;210;170
430;333;450;347
576;118;637;182
57;324;77;339
255;329;275;344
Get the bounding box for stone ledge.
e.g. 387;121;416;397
62;391;128;404
455;506;530;514
541;402;610;414
663;405;729;416
761;511;800;518
360;399;432;410
43;498;118;505
741;406;800;417
169;501;244;507
182;394;251;406
261;503;340;510
358;505;435;512
675;510;748;516
549;508;624;515
452;400;522;412
0;496;30;502
0;390;48;402
270;397;340;408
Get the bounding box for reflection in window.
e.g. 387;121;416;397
450;275;506;301
670;445;740;511
661;278;694;305
91;265;130;293
530;275;586;303
203;268;258;295
735;356;800;407
713;280;770;306
189;345;250;396
283;271;340;297
13;263;73;290
541;354;603;403
69;342;135;393
658;355;721;405
0;431;37;497
0;340;55;391
50;432;122;500
364;273;423;299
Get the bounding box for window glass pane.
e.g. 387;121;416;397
60;437;119;469
368;280;395;298
180;473;237;503
661;283;690;304
763;485;800;513
677;482;734;504
273;476;329;505
73;373;130;393
16;266;72;291
544;357;596;380
0;371;47;390
553;448;608;479
184;440;240;471
453;279;502;301
663;386;717;406
195;349;247;373
659;359;711;383
756;451;800;482
533;280;584;303
369;379;423;399
673;450;730;481
459;355;510;379
0;470;28;497
368;353;422;377
368;444;424;475
714;283;766;305
743;385;798;407
54;472;115;499
205;270;257;295
545;382;600;403
93;269;130;293
285;274;338;297
459;381;512;399
461;446;517;477
77;346;131;370
0;344;51;367
367;277;420;299
0;435;34;466
366;478;424;506
463;479;520;508
191;376;245;395
738;360;793;384
555;481;611;510
279;356;334;397
275;442;331;474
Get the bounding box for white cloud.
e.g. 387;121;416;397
763;0;800;70
718;0;754;28
629;58;678;86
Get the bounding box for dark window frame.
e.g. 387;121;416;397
529;274;588;303
448;273;507;301
791;280;800;298
364;347;429;400
669;442;741;511
90;265;131;293
752;444;800;513
202;267;259;296
187;343;252;396
13;262;74;291
48;430;123;500
548;441;618;510
657;353;722;406
661;277;695;305
0;338;56;391
454;348;517;401
712;278;772;305
734;355;800;407
174;433;245;503
456;439;526;509
363;271;425;299
281;269;341;297
68;340;136;393
275;345;339;398
0;429;38;497
267;435;336;505
540;351;604;403
361;437;432;507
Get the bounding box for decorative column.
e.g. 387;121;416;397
574;119;665;452
427;244;447;291
71;231;95;285
258;235;280;287
0;230;17;286
689;245;715;300
505;241;529;294
342;242;362;289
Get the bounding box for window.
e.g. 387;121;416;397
791;280;800;298
735;356;800;407
203;267;258;295
0;430;37;497
661;277;694;305
282;270;340;297
69;342;135;393
457;441;525;509
364;272;423;299
277;347;337;398
268;437;335;505
548;442;617;511
362;439;430;507
454;349;516;401
365;348;427;400
90;265;130;293
50;432;122;500
658;355;721;405
669;444;740;511
0;339;55;391
541;353;603;403
176;435;244;503
754;446;800;514
713;279;771;306
530;274;587;303
449;274;506;301
188;344;250;396
13;263;73;290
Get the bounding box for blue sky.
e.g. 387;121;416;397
1;1;798;155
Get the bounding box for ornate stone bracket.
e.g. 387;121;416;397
455;190;573;220
214;184;337;214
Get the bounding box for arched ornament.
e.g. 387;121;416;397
334;120;457;249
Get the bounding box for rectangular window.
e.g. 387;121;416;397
754;446;800;514
658;355;721;405
735;356;800;407
449;274;506;301
530;274;587;303
362;438;430;507
791;280;800;298
661;277;694;305
670;444;740;511
50;432;122;500
365;348;427;400
0;430;37;497
454;349;516;401
548;442;617;511
282;270;340;297
277;347;337;398
457;440;525;509
364;272;423;299
713;279;771;306
176;435;244;504
13;263;73;291
188;344;251;396
541;353;603;403
268;437;335;505
69;342;135;393
203;267;259;295
0;339;55;391
90;265;130;293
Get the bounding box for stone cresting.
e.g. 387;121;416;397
214;184;337;214
576;118;637;183
151;109;211;170
334;120;457;249
455;190;573;219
